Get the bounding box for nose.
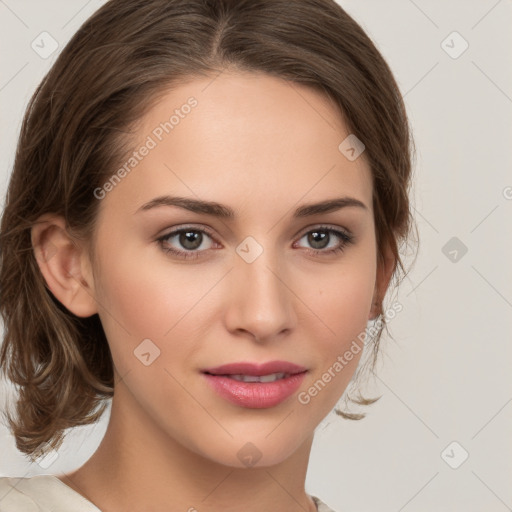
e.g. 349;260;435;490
224;245;298;343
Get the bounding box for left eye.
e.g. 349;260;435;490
295;227;353;254
156;225;354;260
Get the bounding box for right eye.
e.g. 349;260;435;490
156;226;219;260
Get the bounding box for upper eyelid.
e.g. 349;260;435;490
159;224;217;241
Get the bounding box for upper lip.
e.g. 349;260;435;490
202;360;307;376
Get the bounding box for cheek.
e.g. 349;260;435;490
319;276;372;332
315;284;372;380
305;254;376;346
298;254;376;400
92;239;224;378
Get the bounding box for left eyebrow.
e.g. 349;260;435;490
294;197;368;217
135;195;368;219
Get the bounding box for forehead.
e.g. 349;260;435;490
100;70;373;219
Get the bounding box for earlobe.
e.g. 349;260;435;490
368;241;396;320
31;214;98;318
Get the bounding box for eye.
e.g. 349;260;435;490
294;225;354;256
156;224;355;261
156;226;217;260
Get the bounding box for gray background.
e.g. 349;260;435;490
1;1;511;511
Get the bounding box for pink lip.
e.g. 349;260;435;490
202;360;308;409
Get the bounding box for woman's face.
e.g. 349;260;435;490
89;70;380;468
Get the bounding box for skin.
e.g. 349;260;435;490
32;70;394;512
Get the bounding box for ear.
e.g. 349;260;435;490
368;240;396;320
31;214;98;318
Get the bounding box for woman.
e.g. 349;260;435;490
0;0;415;510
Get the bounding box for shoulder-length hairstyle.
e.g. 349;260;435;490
0;0;416;458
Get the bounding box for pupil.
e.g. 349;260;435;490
309;230;328;249
181;231;201;250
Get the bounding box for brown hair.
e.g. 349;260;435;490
0;0;417;458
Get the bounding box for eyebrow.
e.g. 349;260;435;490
135;195;368;218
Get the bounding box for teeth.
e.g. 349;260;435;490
229;372;287;383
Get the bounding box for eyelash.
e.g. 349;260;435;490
156;224;354;261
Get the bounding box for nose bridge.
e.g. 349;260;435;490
227;237;297;340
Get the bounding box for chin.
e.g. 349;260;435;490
187;426;311;469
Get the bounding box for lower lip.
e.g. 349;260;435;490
203;372;307;408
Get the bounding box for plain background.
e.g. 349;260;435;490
0;1;511;511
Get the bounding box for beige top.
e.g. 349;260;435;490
0;475;338;511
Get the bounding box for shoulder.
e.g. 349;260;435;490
0;476;41;511
1;479;339;512
310;494;341;512
0;475;100;512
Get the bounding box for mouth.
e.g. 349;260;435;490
201;361;308;408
